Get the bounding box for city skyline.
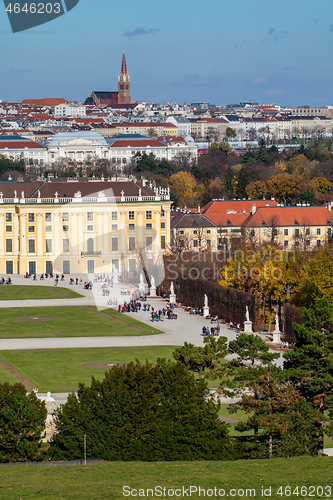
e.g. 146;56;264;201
1;0;333;106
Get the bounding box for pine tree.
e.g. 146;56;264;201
0;382;47;463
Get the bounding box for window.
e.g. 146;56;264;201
262;229;267;237
6;261;13;274
45;225;52;232
5;225;12;232
112;237;118;252
284;229;288;236
161;209;165;218
306;240;311;246
87;212;93;221
63;239;70;252
193;230;197;235
111;211;117;221
63;260;70;274
45;213;52;222
87;225;94;232
28;213;35;223
5;213;12;222
87;238;94;253
295;229;300;237
146;223;152;230
317;228;321;235
62;225;69;232
128;237;136;251
284;240;289;247
128;224;135;231
45;239;52;253
111;224;118;231
146;236;153;251
193;240;198;248
28;225;35;233
207;239;211;247
5;239;12;252
62;213;69;222
128;211;135;220
161;235;166;249
28;239;35;253
146;211;152;220
328;227;332;236
161;222;165;229
206;230;211;234
250;230;255;237
317;240;321;247
306;228;310;236
180;230;184;235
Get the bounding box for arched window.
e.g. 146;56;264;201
87;238;94;253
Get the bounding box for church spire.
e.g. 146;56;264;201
118;51;131;105
121;50;127;74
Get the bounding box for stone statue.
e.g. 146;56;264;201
74;190;82;198
14;190;17;198
98;190;106;198
21;191;24;199
151;275;155;288
275;313;279;331
140;273;144;284
138;188;142;197
0;192;3;199
246;306;250;322
170;282;174;295
54;191;58;199
38;190;41;198
204;294;208;307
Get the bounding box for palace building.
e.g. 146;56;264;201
0;178;171;277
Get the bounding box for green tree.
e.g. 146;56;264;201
232;373;322;458
173;336;228;373
225;127;236;141
284;298;333;453
228;334;279;366
0;382;47;463
51;361;233;461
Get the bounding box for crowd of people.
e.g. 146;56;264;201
0;277;11;285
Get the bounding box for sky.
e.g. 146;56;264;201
1;0;333;107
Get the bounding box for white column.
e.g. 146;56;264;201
0;214;4;255
72;212;78;255
37;213;43;256
97;211;103;253
54;212;60;256
120;211;126;253
103;211;109;253
154;210;161;252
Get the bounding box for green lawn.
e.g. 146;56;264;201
0;306;162;338
0;346;176;392
0;363;19;385
0;456;333;500
0;285;83;300
218;404;254;436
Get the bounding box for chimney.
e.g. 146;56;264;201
251;204;256;214
197;204;200;213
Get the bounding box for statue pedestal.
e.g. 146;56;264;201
203;306;210;318
169;293;176;304
149;286;157;297
244;321;253;333
139;283;146;294
272;330;281;343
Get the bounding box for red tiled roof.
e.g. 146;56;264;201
205;213;250;226
110;140;166;148
243;206;333;227
202;199;277;215
0;141;45;149
21;98;68;106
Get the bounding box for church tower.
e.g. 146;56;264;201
118;51;131;104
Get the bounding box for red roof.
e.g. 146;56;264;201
21;98;68;106
110;140;165;148
243;206;333;227
205;213;251;226
0;141;45;149
202;199;277;216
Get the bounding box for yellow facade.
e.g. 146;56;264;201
0;198;171;276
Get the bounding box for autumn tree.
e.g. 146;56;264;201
246;180;267;199
169;171;198;207
266;174;302;204
225;127;236;141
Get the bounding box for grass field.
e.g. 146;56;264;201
0;285;83;300
0;346;176;391
0;306;162;339
0;456;332;500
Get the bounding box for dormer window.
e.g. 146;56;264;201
261;220;267;226
294;220;299;225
